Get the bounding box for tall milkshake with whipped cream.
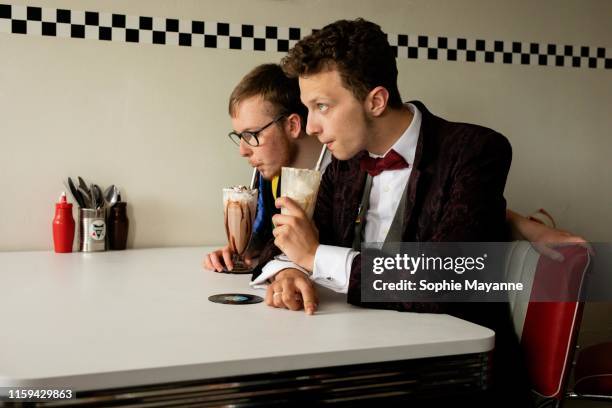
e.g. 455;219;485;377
223;185;258;273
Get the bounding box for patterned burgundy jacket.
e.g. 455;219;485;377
255;100;512;314
253;102;531;401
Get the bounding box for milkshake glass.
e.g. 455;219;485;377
280;167;322;220
223;186;258;273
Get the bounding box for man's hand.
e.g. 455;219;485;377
265;268;318;314
272;197;319;271
203;245;252;272
531;227;593;262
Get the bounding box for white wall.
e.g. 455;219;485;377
1;0;610;251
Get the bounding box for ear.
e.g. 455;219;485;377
285;113;303;140
364;86;389;118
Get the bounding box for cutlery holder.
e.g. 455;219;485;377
79;208;106;252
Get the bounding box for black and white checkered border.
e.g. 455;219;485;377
388;33;610;69
0;4;302;51
1;3;610;70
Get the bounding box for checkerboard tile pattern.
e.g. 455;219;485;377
1;3;610;70
388;33;611;69
0;4;302;51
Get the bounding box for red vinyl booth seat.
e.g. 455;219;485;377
506;243;591;400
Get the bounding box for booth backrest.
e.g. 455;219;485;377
504;242;590;399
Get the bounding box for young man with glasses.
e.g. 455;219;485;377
204;63;324;272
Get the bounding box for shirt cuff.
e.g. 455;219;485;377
249;259;309;289
312;245;359;293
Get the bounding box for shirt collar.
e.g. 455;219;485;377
369;103;421;165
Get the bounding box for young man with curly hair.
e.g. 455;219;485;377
252;18;536;405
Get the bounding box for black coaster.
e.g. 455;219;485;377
208;293;263;305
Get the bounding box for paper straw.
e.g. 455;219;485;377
314;145;327;171
249;168;258;189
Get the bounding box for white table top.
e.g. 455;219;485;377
0;247;494;392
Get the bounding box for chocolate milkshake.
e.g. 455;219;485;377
222;186;258;273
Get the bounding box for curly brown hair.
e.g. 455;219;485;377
229;63;307;127
281;18;403;109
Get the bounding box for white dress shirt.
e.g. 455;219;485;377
251;104;422;292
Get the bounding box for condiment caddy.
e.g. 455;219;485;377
53;177;129;253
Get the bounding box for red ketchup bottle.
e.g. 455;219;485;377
52;192;75;253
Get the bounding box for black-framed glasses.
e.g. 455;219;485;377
228;114;286;147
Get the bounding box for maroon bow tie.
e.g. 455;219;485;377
359;149;410;177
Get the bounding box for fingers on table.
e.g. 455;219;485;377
282;279;303;311
221;247;234;271
294;278;318;315
273;283;286;308
265;276;317;314
204;252;221;271
266;281;283;307
203;256;213;270
208;251;226;272
266;279;307;311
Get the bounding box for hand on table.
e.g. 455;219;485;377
203;245;253;272
265;268;318;315
272;197;319;272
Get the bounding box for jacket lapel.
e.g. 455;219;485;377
399;101;431;240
